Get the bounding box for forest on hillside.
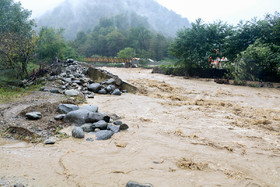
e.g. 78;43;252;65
0;0;280;86
37;0;190;39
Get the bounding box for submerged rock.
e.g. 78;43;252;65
72;127;85;139
95;130;114;140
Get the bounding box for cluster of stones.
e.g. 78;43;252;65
41;59;125;98
56;104;129;140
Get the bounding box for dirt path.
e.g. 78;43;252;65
1;68;280;186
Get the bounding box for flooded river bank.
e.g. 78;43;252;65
1;68;280;186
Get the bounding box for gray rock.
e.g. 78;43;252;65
112;89;122;96
82;68;88;75
108;113;121;120
58;104;79;114
48;76;56;81
103;115;110;123
44;137;56;144
64;109;94;125
120;124;129;131
107;124;120;133
88;83;101;93
86;137;94;142
80;105;98;113
126;181;153;187
64;78;72;83
65;89;80;97
87;94;95;99
25;112;42;120
61;86;67;90
72;80;82;85
98;89;107;94
106;78;115;84
14;183;25;187
95;130;114;140
81;123;94;132
93;120;108;130
105;85;116;93
50;89;60;94
115;78;122;86
91;113;105;122
72;127;85;139
114;121;123;126
40;87;46;91
54;114;66;120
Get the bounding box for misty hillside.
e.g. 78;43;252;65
37;0;190;39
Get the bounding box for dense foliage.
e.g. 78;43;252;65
36;27;79;63
0;0;36;78
71;14;171;60
169;13;280;82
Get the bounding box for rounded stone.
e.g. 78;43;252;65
72;127;85;139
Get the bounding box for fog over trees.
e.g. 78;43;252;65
37;0;190;40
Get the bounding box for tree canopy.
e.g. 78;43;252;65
0;0;36;79
168;13;280;82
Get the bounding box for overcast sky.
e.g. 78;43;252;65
16;0;280;25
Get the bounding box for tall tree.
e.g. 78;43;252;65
0;0;36;79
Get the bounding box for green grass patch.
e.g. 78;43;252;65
0;84;42;104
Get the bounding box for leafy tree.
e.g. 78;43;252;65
129;26;152;51
117;47;135;58
149;33;169;61
169;19;233;71
106;30;126;57
0;0;36;79
233;40;280;82
36;27;78;63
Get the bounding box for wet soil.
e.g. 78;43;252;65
1;68;280;186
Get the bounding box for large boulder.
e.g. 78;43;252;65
72;127;85;139
80;105;98;113
58;104;79;114
95;130;114;140
64;109;94;125
25;112;42;120
88;83;101;93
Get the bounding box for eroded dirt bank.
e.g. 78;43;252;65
1;68;280;186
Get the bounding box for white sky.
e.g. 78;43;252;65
16;0;280;25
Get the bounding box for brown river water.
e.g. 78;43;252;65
1;68;280;186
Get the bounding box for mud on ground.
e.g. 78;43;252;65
0;84;84;143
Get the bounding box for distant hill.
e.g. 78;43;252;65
37;0;190;39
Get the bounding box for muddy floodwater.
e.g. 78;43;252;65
1;68;280;186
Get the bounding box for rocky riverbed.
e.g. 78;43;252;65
1;67;280;186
